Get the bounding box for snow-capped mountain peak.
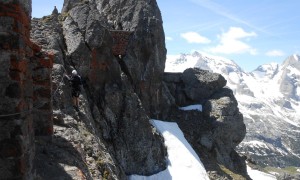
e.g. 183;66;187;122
278;55;300;101
293;54;299;61
282;54;300;69
252;63;279;80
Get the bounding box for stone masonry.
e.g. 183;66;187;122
110;30;133;56
31;45;53;136
0;0;53;179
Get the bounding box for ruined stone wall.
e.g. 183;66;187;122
32;45;54;136
0;1;53;179
110;30;133;56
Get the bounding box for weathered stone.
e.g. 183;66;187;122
5;83;21;98
61;0;82;13
104;76;167;175
203;88;246;170
182;68;227;101
62;15;87;55
33;87;51;98
52;6;58;15
32;110;53;136
110;30;133;56
93;0;168;117
0;139;23;158
163;68;227;106
163;72;182;83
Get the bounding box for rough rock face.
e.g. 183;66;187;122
182;68;227;102
164;68;227;106
163;68;248;179
59;0;170;117
277;173;300;180
203;88;246;170
30;0;168;178
87;0;169;117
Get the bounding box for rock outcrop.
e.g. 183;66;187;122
1;0;248;179
164;68;227;105
164;68;248;179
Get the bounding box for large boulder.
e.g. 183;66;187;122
182;68;227;102
164;68;227;106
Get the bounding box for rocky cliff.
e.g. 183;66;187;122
1;0;248;179
31;0;168;178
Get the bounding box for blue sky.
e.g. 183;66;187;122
32;0;300;71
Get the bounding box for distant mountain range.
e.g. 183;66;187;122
165;52;300;168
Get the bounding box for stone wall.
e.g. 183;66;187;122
32;46;53;136
0;1;53;179
110;30;133;56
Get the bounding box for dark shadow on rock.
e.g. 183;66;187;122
34;136;93;180
54;119;80;130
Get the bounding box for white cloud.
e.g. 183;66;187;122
181;32;211;44
166;36;173;41
265;50;285;57
210;27;257;55
188;0;271;35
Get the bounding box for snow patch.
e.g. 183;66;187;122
179;104;202;112
228;72;241;84
128;119;278;180
129;120;209;180
165;54;198;72
241;140;269;149
288;66;300;76
247;165;276;180
294;54;299;61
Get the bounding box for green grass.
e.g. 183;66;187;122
219;165;247;180
59;12;69;21
264;166;300;175
41;16;52;23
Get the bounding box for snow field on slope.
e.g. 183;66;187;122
129;120;210;180
247;165;276;180
165;55;198;72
